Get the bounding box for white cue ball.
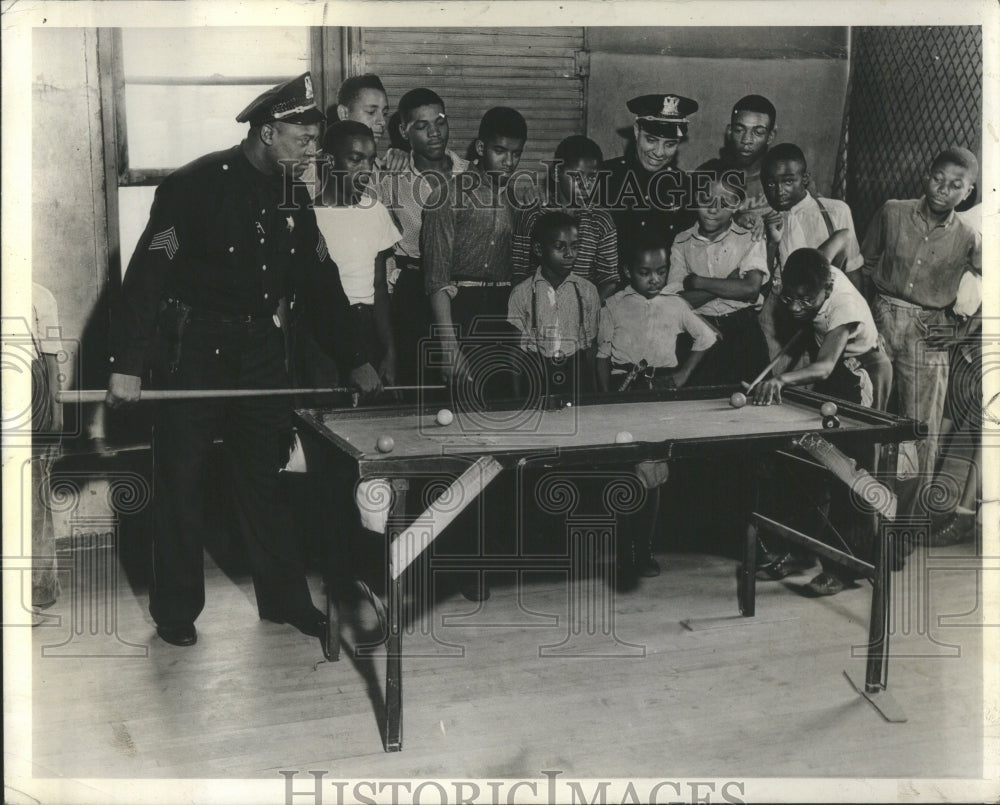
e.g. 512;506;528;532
615;431;633;444
436;408;454;426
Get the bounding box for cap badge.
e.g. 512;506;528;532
661;95;680;117
304;74;314;100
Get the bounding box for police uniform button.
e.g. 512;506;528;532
215;348;220;355
261;209;266;214
229;246;235;253
223;164;229;171
264;293;269;300
109;356;115;363
260;238;265;244
290;248;295;254
640;221;646;227
262;264;267;271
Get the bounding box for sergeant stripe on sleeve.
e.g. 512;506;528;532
316;231;329;262
149;227;179;260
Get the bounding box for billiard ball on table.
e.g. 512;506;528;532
820;401;839;418
822;415;841;430
729;392;748;408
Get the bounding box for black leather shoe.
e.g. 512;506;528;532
157;623;197;646
756;552;810;581
261;606;327;638
930;512;975;547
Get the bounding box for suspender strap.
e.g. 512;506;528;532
814;196;836;240
531;279;585;348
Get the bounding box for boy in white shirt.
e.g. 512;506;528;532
753;247;892;597
314;120;401;390
597;232;719;585
668;167;769;384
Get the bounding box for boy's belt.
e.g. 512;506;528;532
877;292;948;312
453;279;511;288
611;362;673;377
395;256;422;271
700;305;756;324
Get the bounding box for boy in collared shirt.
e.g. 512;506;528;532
760;143;863;284
378;88;469;387
753;247;893;597
423;106;528;398
860;146;981;519
420;107;529;603
755;143;864;371
597;233;719;583
508;212;601;398
667;166;769;385
512;136;619;300
597;234;718;391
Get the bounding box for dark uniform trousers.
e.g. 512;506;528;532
149;314;313;628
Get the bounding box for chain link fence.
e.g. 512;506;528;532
833;27;982;241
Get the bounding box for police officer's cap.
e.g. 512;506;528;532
236;72;325;128
627;93;698;139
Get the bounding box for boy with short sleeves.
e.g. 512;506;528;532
597;232;719;584
759;143;863;285
753;247;893;596
379;89;469;387
667;166;769;384
312;121;401;390
754;248;891;409
423;106;528;398
508;212;601;398
860;147;981;519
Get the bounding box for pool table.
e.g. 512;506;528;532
296;385;922;751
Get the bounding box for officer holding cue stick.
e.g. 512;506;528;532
105;74;381;648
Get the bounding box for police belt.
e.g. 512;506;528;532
180;302;277;325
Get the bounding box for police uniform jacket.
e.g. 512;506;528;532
602;151;697;257
110;144;365;378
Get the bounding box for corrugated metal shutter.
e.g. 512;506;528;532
358;27;586;172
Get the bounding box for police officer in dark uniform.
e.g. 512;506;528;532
106;73;381;647
603;93;699;267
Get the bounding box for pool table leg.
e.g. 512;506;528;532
384;478;409;752
324;579;341;662
740;521;758;617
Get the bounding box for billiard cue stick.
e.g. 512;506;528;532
740;329;806;394
58;385;446;403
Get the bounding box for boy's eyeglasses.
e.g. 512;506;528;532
778;292;822;309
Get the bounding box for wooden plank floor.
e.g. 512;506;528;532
27;539;985;784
